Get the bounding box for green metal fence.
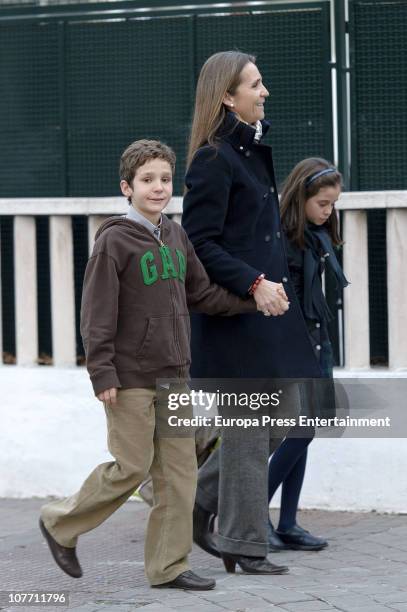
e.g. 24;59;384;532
349;0;407;191
0;1;333;197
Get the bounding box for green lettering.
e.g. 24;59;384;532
176;249;186;282
160;246;178;279
140;251;158;285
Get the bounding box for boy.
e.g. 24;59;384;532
39;139;257;591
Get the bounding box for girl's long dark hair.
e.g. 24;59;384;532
280;157;343;249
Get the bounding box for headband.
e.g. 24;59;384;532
305;167;337;187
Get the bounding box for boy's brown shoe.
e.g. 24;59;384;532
152;570;216;590
39;519;82;578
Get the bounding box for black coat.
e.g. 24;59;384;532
284;233;341;419
284;236;331;369
182;113;321;379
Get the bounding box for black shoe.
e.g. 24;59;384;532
193;503;220;559
152;570;216;590
268;521;287;552
221;553;289;575
39;519;82;578
276;524;328;551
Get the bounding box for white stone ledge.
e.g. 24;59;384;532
336;190;407;210
0;197;182;216
1;191;407;216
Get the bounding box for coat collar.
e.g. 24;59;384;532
218;111;271;153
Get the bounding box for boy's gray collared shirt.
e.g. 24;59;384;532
126;205;162;241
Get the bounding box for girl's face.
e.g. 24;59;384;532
304;184;341;226
224;62;269;125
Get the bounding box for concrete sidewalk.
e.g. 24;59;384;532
1;499;407;612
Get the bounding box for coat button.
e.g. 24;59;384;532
245;150;251;158
239;146;244;150
316;322;321;328
264;235;271;242
263;193;268;199
316;344;321;351
282;276;288;283
270;186;275;193
276;231;281;238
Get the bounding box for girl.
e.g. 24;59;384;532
267;157;349;552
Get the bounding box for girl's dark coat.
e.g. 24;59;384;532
285;236;336;418
285;237;332;371
182;113;321;380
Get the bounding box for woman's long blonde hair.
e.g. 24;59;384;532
186;50;256;168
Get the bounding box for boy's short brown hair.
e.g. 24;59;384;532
119;139;176;185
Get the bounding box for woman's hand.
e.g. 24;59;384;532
97;387;117;406
254;280;289;316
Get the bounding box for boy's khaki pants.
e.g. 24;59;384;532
41;387;197;586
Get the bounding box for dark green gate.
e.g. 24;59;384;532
0;0;334;197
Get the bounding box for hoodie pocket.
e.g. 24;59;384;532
138;314;191;372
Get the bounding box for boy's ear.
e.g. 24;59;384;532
120;180;133;199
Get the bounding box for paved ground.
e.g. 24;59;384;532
1;499;407;612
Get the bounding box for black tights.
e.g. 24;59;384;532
268;427;315;531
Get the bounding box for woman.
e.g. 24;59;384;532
182;51;321;574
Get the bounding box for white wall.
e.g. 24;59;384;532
289;437;406;513
2;366;406;512
1;367;108;498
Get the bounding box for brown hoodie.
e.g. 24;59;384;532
80;215;256;395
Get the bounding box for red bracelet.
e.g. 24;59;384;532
249;273;265;295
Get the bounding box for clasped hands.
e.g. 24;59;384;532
254;279;289;317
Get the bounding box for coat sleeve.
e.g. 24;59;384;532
285;238;304;306
184;234;257;316
80;252;122;396
182;146;262;297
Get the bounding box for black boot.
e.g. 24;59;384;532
221;553;289;575
193;503;220;558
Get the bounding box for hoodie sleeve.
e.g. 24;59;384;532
80;252;122;396
182;146;262;297
184;235;257;316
